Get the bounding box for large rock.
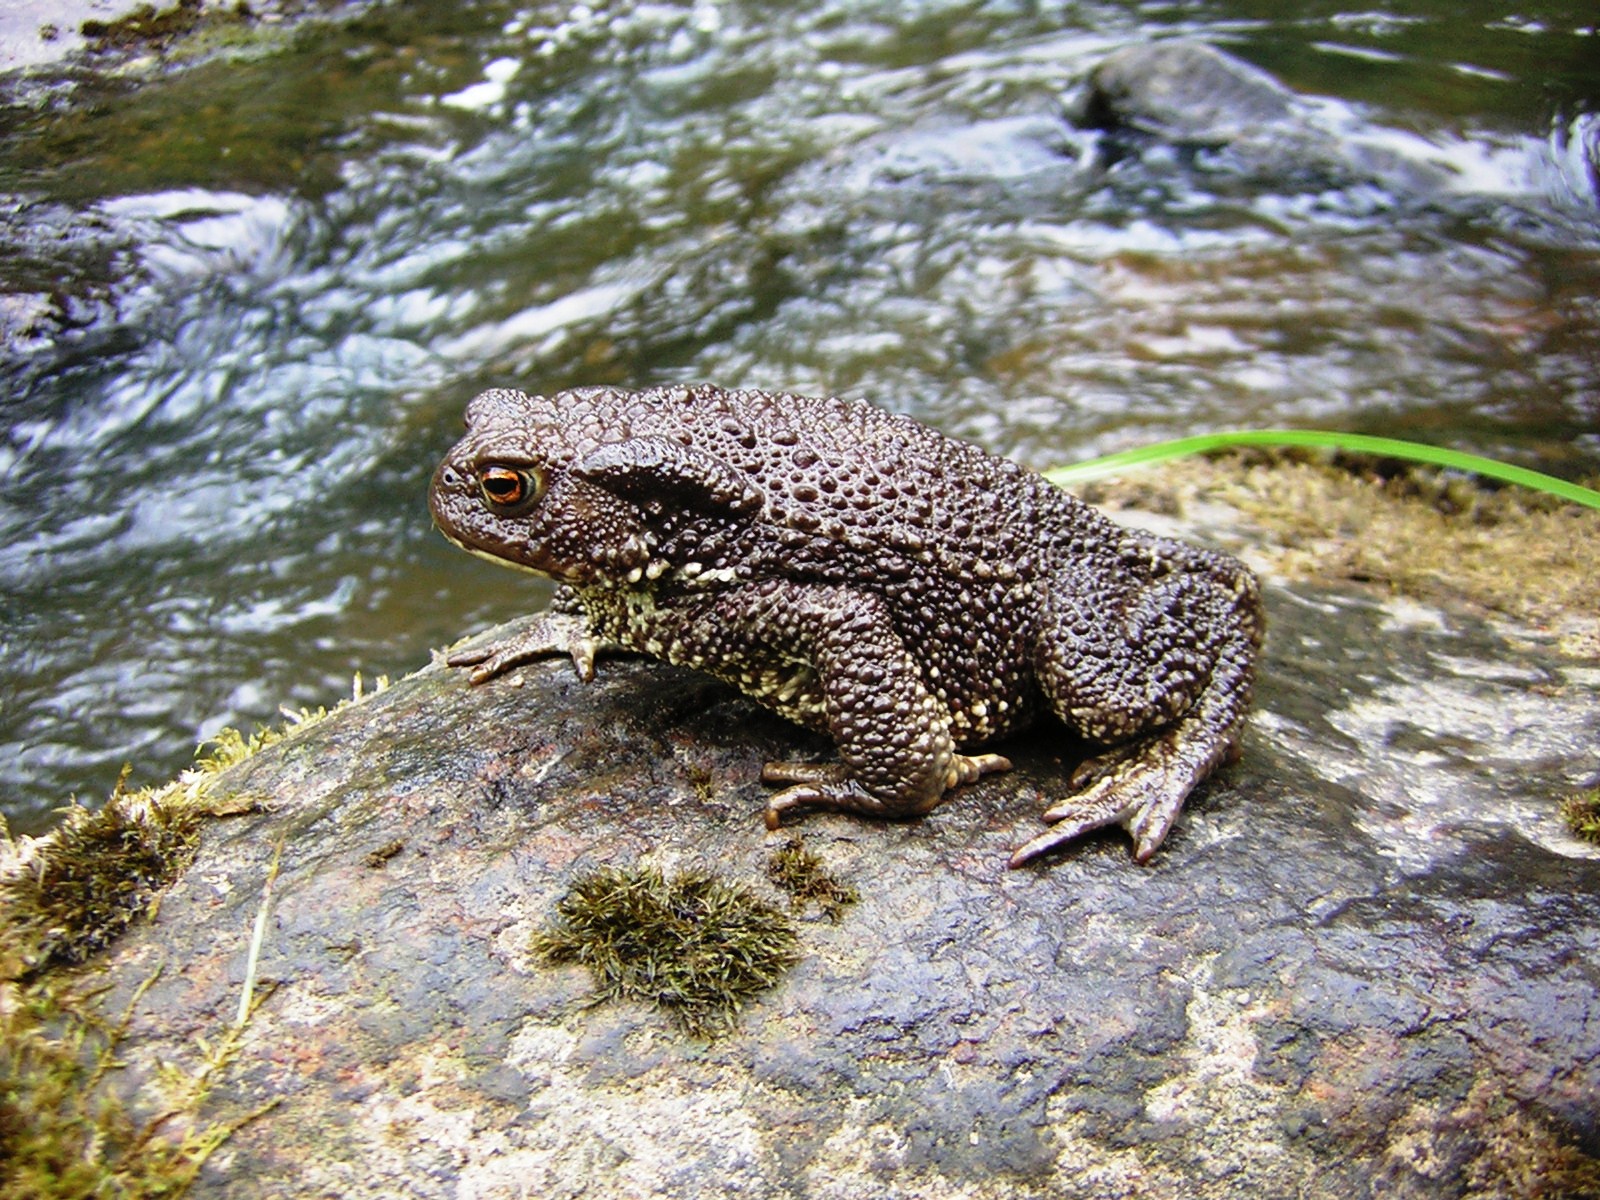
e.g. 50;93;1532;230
41;464;1600;1198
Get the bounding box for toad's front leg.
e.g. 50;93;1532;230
683;581;1012;826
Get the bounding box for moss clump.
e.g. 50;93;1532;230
1455;1083;1600;1199
766;837;859;922
1232;455;1600;630
532;866;799;1036
2;794;200;976
363;839;405;869
0;674;381;1196
1559;788;1600;845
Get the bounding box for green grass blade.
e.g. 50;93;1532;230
1042;429;1600;511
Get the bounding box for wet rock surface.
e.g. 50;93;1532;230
0;0;347;75
75;489;1600;1199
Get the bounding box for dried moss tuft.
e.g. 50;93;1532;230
531;865;799;1037
1456;1083;1600;1199
1559;787;1600;845
766;836;859;922
1080;454;1600;647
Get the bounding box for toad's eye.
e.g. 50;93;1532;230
477;465;543;512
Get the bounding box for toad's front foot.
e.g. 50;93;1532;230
445;612;605;684
762;753;1012;829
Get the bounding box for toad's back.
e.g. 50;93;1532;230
500;383;1117;582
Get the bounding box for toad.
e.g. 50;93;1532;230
429;385;1262;866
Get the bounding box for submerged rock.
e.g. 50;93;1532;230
1072;39;1454;197
1078;40;1300;146
37;462;1600;1199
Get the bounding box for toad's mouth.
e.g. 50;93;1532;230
433;523;585;586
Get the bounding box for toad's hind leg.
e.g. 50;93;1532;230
691;583;1011;827
1016;552;1261;866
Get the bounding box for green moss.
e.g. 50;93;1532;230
1559;788;1600;845
766;836;859;922
0;974;271;1200
2;791;200;976
531;866;800;1037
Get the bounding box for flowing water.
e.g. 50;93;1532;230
2;0;1597;831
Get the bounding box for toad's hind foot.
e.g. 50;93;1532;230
1007;726;1226;869
950;752;1012;786
762;752;1012;829
762;769;881;831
